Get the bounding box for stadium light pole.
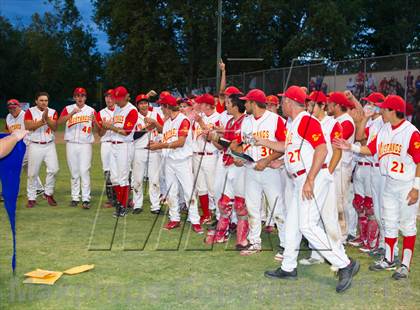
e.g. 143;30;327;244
216;0;222;93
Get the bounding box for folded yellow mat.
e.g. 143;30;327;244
63;264;95;275
23;271;63;285
24;269;55;279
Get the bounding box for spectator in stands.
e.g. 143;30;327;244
415;75;420;98
346;77;356;93
367;73;376;92
405;71;414;90
321;82;328;94
309;78;316;92
379;77;388;94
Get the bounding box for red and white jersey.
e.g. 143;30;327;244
24;107;57;143
134;110;164;149
368;120;420;181
366;116;385;164
284;111;326;175
336;113;355;165
151;105;164;120
320;115;342;164
219;110;232;128
241;110;286;162
192;111;220;153
162;112;193;160
97;106;115;142
222;114;246;166
109;102;138;143
61;104;96;144
6;110;25;132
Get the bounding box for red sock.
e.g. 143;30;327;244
402;235;416;270
120;186;129;208
199;194;210;217
385;237;398;263
113;185;121;202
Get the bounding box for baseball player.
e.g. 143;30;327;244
96;89;116;208
5;99;44;196
99;86;138;217
264;86;359;294
205;94;248;248
58;87;96;209
191;93;220;224
229;89;285;256
24;92;59;208
327;92;357;242
334;94;420;280
132;93;164;214
147;94;203;234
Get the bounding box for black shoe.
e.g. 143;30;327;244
113;206;128;218
336;259;360;293
82;201;91;209
264;267;297;280
150;209;164;215
132;208;143;214
70;200;79;207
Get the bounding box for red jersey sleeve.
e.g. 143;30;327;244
365;127;370;138
60;107;68;118
275;116;286;142
52;111;58;121
216;99;225;113
123;110;138;134
297;116;326;148
95;111;103;125
24;109;33;121
367;136;377;155
408;131;420;164
341;120;355;140
178;119;190;137
156;113;164;126
330;122;343;142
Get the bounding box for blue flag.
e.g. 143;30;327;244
0;133;26;272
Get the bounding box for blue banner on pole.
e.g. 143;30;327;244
0;133;26;272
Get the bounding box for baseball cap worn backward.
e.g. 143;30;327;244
379;95;406;113
196;93;215;105
240;89;266;104
74;87;87;96
266;95;279;105
135;94;149;103
328;92;353;108
7;99;20;108
308;91;327;104
360;92;385;105
112;86;129;101
278;86;308;105
104;89;114;97
224;86;243;96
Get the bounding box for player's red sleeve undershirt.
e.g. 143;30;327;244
330;122;343;142
52;111;58;121
178;119;190;137
24;109;33;121
367;136;377;155
408;131;420;164
216;99;225;114
95;111;103;126
156;113;164;126
122;109;138;134
60;107;69;117
297;116;326;148
275;116;286;142
365;127;370;138
341;120;355;140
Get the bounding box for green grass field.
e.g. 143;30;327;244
1;119;420;309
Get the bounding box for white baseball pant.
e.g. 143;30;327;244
100;141;112;172
27;143;59;200
282;170;350;272
110;142;134;186
370;166;386;248
66;142;92;202
353;164;372;197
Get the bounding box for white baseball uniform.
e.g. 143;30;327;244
241;110;285;246
161;112;200;224
98;107;115;172
24;107;59;200
61;104;96;202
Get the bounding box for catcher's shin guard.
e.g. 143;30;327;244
234;196;249;246
367;219;379;249
352;194;364;213
364;196;374;216
358;215;369;246
214;195;232;242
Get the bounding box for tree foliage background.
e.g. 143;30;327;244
0;0;419;114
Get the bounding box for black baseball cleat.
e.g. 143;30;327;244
70;200;79;207
264;267;297;280
150;209;164;215
336;259;360;293
132;208;143;214
392;265;409;280
82;201;91;209
369;258;397;271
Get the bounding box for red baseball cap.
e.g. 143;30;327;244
159;95;177;107
266;95;279;105
74;87;87;96
308;91;327;104
196;93;215;105
135;94;149;103
7;99;20;108
240;89;266;104
112;86;129;101
361;92;385;105
104;89;114;97
379;95;406;113
224;86;243;96
157;91;172;104
328;92;354;109
278;86;308;105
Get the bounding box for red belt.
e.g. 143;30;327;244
194;152;213;156
31;141;52;145
374;163;380;167
357;162;372;167
292;163;327;178
111;141;124;144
